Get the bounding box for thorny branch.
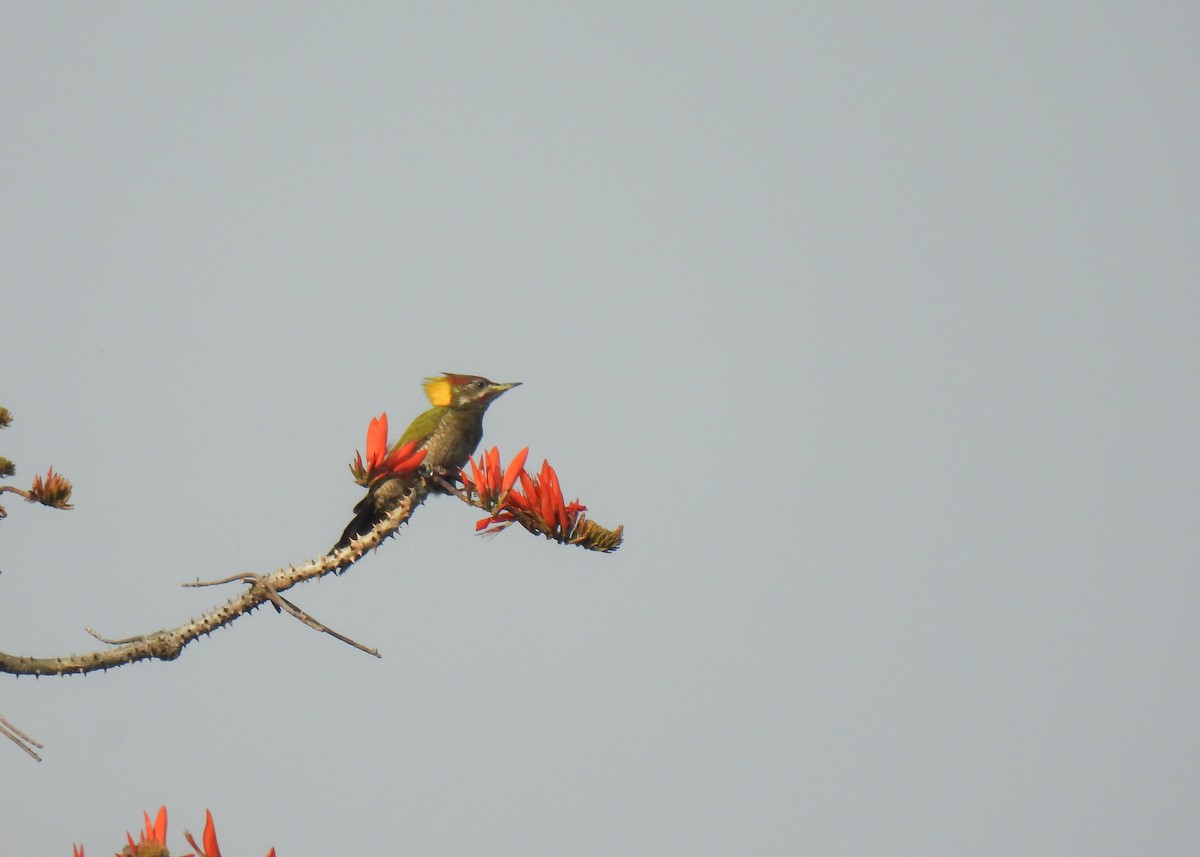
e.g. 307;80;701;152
0;487;423;678
185;572;381;658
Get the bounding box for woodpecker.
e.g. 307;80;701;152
331;373;520;552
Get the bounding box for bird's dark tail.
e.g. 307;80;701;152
330;494;380;554
329;476;419;556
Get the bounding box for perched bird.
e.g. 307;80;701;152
331;373;520;552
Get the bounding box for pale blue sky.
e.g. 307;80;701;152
3;4;1199;855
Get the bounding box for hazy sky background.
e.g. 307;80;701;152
2;4;1198;855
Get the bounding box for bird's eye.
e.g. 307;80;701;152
472;379;487;388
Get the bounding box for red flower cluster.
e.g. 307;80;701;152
461;446;529;511
460;448;622;552
120;806;168;856
184;808;276;857
71;806;274;857
348;413;427;486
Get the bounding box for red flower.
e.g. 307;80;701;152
121;806;171;857
183;808;274;857
505;458;588;538
460;448;621;551
183;809;221;857
460;446;528;509
349;413;427;486
361;413;390;473
76;807;276;857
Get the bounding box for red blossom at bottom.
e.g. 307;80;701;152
120;806;168;857
72;807;275;857
183;809;221;857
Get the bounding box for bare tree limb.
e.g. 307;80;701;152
0;487;423;677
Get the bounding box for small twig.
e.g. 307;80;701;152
430;474;472;502
85;628;152;645
0;713;43;762
190;571;381;657
272;592;380;658
183;571;264;588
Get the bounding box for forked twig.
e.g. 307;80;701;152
0;712;43;762
187;571;380;657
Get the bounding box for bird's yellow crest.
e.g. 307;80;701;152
423;375;454;407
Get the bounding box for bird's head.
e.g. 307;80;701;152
423;374;521;409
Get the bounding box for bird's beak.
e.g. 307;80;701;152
491;381;521;395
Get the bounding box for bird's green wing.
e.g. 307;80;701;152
392;405;444;450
